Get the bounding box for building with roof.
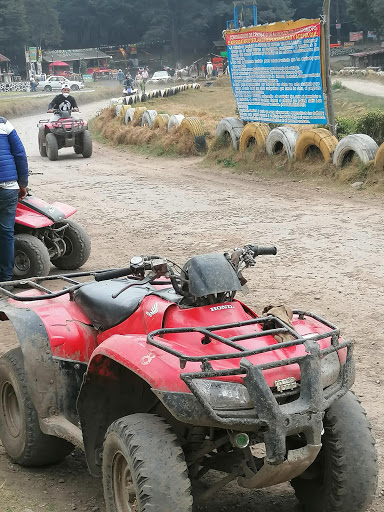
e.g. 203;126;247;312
42;48;111;74
350;48;384;69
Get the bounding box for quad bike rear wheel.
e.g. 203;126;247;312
38;127;47;157
13;234;51;279
51;219;91;270
0;348;74;466
291;391;378;512
46;132;59;161
103;414;193;512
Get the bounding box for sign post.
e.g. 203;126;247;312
322;0;336;135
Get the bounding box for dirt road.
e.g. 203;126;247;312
338;77;384;97
0;101;383;511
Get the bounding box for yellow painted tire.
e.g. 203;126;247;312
294;128;338;162
153;114;170;129
132;107;147;124
180;117;206;153
119;105;130;120
374;142;384;171
239;123;271;152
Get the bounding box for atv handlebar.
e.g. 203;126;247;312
95;267;133;281
249;245;277;256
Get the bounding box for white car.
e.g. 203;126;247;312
147;71;173;84
36;76;84;92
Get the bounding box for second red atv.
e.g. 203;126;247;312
14;192;91;279
38;110;92;161
0;245;378;512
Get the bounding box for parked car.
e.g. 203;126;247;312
147;70;173;84
36;76;84;92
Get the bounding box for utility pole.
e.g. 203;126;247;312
322;0;336;135
335;0;341;44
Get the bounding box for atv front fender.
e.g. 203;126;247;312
85;334;191;393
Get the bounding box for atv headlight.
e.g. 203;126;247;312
192;380;253;410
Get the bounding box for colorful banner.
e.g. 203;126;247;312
29;47;37;63
350;31;363;42
226;20;327;124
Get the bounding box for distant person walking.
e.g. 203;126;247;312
206;61;213;78
30;76;37;92
117;69;125;85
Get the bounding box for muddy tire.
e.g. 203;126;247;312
51;219;91;270
103;414;193;512
291;391;378;512
46;133;58;161
13;234;51;279
38;127;47;157
215;117;244;150
239;122;271;152
333;134;378;167
168;114;185;132
0;348;73;466
294;128;338;162
180;117;206;153
81;130;93;158
141;109;158;128
153;113;170;129
266;126;299;159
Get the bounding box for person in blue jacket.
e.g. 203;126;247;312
0;117;29;284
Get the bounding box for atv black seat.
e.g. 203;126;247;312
73;279;182;330
74;279;155;330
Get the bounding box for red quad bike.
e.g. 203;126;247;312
0;245;378;512
38;109;92;161
14;192;91;279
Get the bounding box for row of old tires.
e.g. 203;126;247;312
112;106;207;153
109;83;201;108
216;118;384;170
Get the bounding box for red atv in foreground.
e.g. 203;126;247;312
14;193;91;278
0;245;378;512
38;109;92;161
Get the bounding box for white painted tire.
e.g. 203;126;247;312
266;127;299;160
215;117;244;150
141;110;158;128
124;108;136;125
115;104;124;116
333;134;379;167
168;114;185;132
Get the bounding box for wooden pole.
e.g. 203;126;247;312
322;0;336;135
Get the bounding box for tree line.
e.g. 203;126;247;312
0;0;376;63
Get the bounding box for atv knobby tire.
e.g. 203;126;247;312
0;348;74;466
51;219;91;270
81;130;93;158
38;127;47;157
13;234;51;279
46;132;59;161
291;391;378;512
103;414;193;512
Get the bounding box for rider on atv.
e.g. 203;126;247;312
47;85;79;119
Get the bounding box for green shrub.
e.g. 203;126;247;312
332;80;344;91
336;117;357;138
356;110;384;145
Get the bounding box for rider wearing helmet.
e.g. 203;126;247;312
47;84;79;115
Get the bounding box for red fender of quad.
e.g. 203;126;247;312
16;196;77;228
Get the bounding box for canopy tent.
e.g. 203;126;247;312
49;61;69;67
0;53;10;62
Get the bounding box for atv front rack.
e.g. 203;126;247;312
148;312;354;460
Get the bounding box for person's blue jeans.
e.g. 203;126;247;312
0;188;18;282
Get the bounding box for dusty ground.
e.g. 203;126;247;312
0;99;383;511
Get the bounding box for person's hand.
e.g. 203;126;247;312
47;109;53;113
18;187;27;200
73;107;79;112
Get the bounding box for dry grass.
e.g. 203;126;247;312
91;108;198;156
